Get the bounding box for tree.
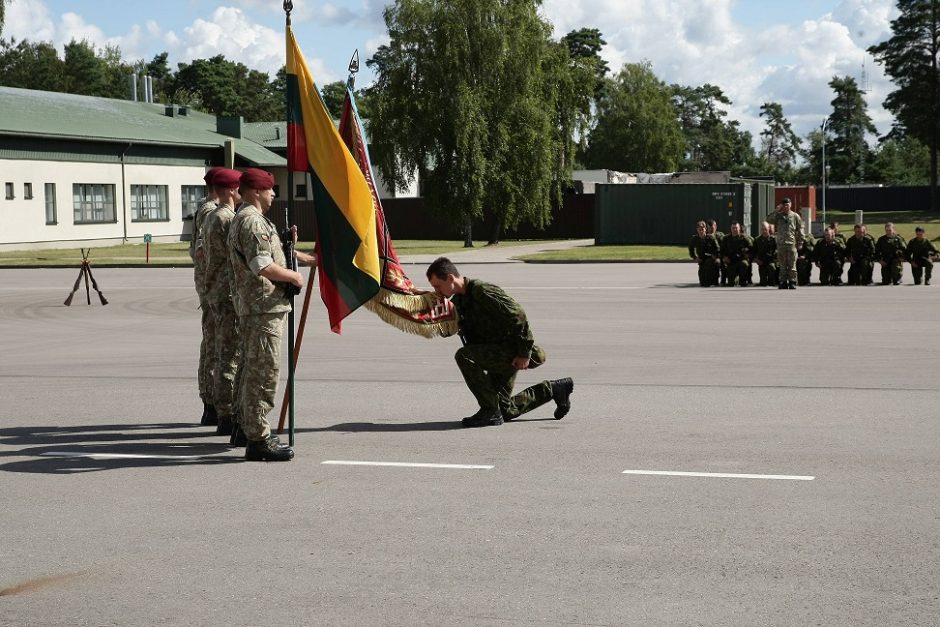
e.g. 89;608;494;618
62;40;109;96
172;55;281;121
671;83;744;171
759;101;802;171
0;39;64;91
367;0;579;246
585;62;683;172
869;0;940;210
560;27;609;100
826;75;876;183
319;80;347;118
868;135;932;184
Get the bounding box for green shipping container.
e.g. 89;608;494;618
595;182;775;245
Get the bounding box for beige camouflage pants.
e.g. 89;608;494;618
237;311;286;441
778;245;798;282
198;299;216;404
210;300;240;417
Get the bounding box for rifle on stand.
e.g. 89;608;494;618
64;248;108;306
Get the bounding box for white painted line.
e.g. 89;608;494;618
41;451;217;460
622;469;814;481
322;460;494;470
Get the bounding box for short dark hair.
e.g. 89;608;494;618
427;256;460;281
706;219;717;227
915;226;925;233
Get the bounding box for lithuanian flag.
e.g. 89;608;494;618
286;26;380;333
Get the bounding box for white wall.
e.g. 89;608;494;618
0;158;208;250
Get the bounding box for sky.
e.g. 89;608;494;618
3;0;902;151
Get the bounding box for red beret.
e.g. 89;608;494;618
240;168;275;190
212;168;242;189
203;166;224;185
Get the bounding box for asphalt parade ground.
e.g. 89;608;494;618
0;262;938;626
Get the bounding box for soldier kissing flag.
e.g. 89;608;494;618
286;25;457;337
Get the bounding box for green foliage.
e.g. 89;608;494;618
869;0;940;208
759;102;801;170
671;83;752;171
560;27;609;100
0;39;64;90
367;0;580;244
827;75;876;183
585;62;684;171
868;136;932;184
171;55;282;121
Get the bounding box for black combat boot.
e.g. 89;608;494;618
200;403;218;426
245;435;294;462
778;282;787;289
551;378;574;419
787;281;796;289
461;408;504;427
230;424;247;447
216;415;234;436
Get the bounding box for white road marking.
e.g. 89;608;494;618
41;451;218;460
322;460;494;470
622;469;814;481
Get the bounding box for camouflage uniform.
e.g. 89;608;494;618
767;210;804;285
720;233;753;286
227;203;291;442
813;237;845;285
752;233;778;286
451;280;553;420
845;234;876;285
190;199;218;407
876;233;907;285
688;234;720;287
203;202;241;419
906;237;939;285
796;233;816;286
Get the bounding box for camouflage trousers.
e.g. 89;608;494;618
209;299;240;417
756;260;777;286
848;260;873;285
198;298;216;404
237;311;286;441
879;259;904;284
778;245;798;282
455;343;552;419
911;259;933;284
818;260;843;285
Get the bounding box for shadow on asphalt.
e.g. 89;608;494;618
0;423;240;474
298;420;463;433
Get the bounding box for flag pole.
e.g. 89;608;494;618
283;0;297;446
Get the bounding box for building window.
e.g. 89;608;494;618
24;182;33;199
181;185;206;219
295;183;307;198
73;183;116;224
130;184;169;222
44;183;57;225
4;182;13;199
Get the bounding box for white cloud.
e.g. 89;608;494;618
4;0;56;43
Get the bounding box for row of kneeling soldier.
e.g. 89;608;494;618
689;203;938;289
190;167;317;462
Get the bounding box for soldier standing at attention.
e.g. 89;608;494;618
906;227;938;285
689;221;720;287
876;222;906;285
752;221;778;287
766;197;804;289
227;168;316;461
191;167;222;426
201;168;242;437
720;222;753;287
845;224;876;285
426;257;573;428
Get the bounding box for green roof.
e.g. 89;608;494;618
0;86;285;166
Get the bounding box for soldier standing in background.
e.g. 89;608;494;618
706;219;727;285
689;221;721;287
906;227;938;285
796;230;816;286
845;224;876;286
752;221;778;287
227;168;315;461
814;228;845;285
426;257;574;428
720;222;753;287
191;167;222;426
875;222;906;285
766;197;804;289
201;168;242;437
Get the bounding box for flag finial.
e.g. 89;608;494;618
284;0;293;24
